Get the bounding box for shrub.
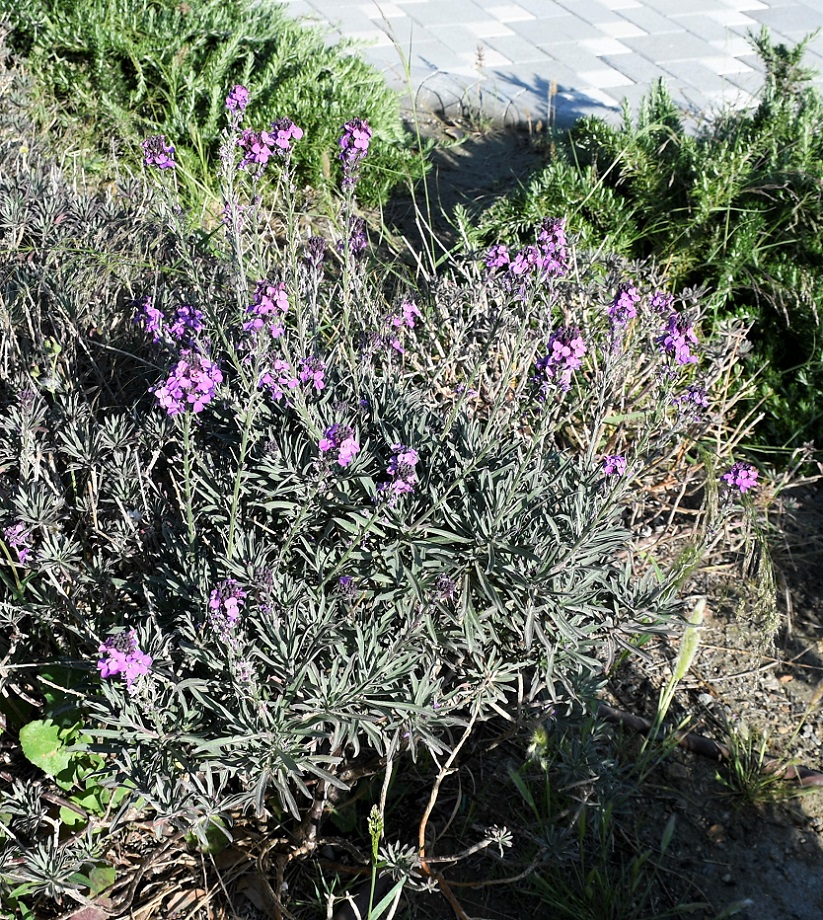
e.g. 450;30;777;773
0;71;760;917
480;28;823;450
0;0;423;207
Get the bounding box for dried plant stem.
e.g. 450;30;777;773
417;706;480;920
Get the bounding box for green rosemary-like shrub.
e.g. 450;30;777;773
0;0;422;207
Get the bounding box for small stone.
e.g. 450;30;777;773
722;873;734;884
664;762;690;782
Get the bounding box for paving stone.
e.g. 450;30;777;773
663;58;747;93
288;0;823;125
671;13;752;42
427;24;506;56
644;0;721;13
484;34;553;64
532;42;618;75
615;6;686;34
577;64;634;89
579;36;634;55
505;0;576;17
552;0;623;25
708;35;756;56
717;0;767;9
622;31;716;63
486;3;536;22
748;4;823;34
403;0;488;27
466;20;516;38
531;15;604;43
600;51;669;83
703;8;760;26
598;19;648;37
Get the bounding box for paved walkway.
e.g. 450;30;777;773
279;0;823;126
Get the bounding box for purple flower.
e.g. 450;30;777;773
222;201;246;229
608;284;640;326
602;455;627;477
208;578;247;641
339;118;372;188
657;312;699;366
226;84;249;114
377;443;419;503
259;358;299;401
509;244;541;277
484;243;510;274
337;575;356;600
166;304;205;343
298;356;326;392
533;327;587;396
433;573;457;603
672;383;709;421
337;216;368;258
269;117;304;152
722;461;759;494
98;630;152;692
142;135;176;170
537;217;568;277
387;298;422;353
650;291;675;315
152;350;223;416
391;299;422;330
319;423;360;468
243;281;289;339
237;128;275;172
303;236;326;274
4;522;32;566
136;295;165;343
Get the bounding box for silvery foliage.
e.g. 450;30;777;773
0;96;739;855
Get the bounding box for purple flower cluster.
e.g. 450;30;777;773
319;424;360;467
389;299;422;353
650;291;675;315
672;383;709;421
658;312;699;366
338;216;368;258
152;351;223;416
243;281;289;339
237;118;303;172
378;443;419;503
225;84;249;114
167;304;205;342
259;356;326;402
98;630;152;692
602;455;627;477
722;461;759;494
533;327;587;396
4;522;32;565
142;135;176;170
608;283;640;326
339;118;372;188
537;217;568;277
259;358;298;401
303;236;327;275
208;578;247;641
298;356;326;391
484;217;569;289
136;297;204;346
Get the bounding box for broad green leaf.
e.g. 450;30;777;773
19;719;71;777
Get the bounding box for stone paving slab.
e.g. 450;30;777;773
286;0;823;127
